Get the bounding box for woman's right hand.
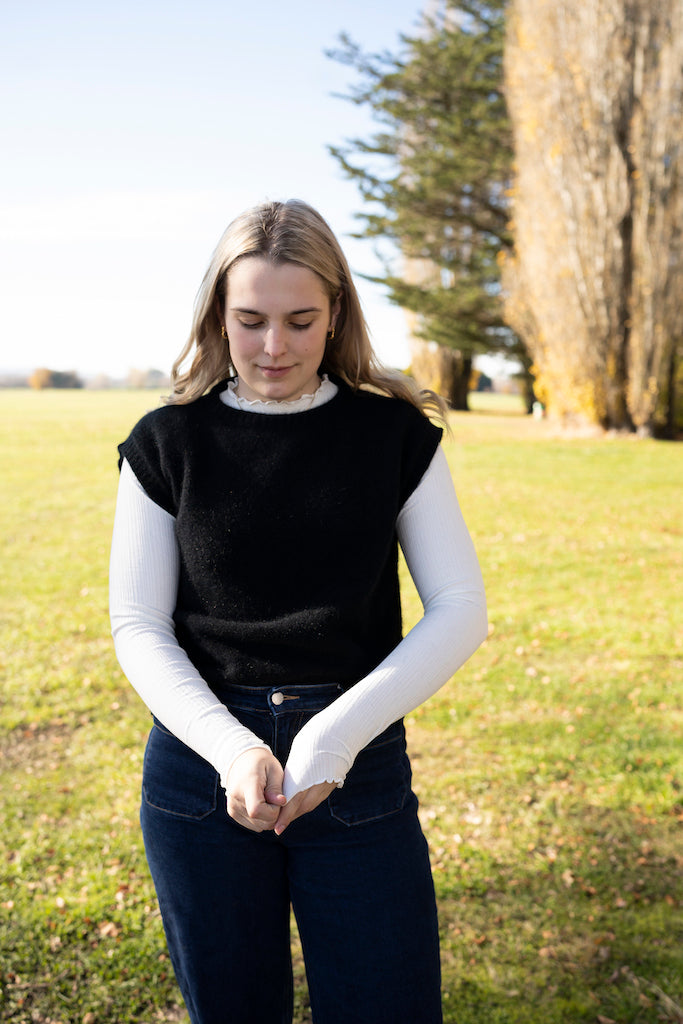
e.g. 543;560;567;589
224;748;287;832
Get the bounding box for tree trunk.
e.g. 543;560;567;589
503;0;683;433
409;338;471;410
660;337;682;439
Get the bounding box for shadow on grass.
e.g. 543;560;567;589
1;721;681;1024
431;798;682;1024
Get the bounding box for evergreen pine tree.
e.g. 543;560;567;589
329;0;523;408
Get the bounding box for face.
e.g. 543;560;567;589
222;258;340;404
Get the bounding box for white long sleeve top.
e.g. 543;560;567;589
109;378;487;800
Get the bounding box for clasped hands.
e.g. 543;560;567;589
225;747;337;835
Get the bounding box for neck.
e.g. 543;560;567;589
234;375;322;404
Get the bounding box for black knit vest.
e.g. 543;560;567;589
118;378;442;694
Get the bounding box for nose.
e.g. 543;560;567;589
263;324;287;357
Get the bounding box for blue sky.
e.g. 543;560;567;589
1;0;430;378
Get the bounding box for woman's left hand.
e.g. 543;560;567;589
274;781;337;836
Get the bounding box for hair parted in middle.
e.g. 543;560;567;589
167;198;445;422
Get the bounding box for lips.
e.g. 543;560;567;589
259;366;293;378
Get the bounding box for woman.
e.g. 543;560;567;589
110;199;487;1024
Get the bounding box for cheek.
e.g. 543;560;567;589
228;328;260;362
298;331;328;359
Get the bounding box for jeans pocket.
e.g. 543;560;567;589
142;722;218;820
328;721;411;826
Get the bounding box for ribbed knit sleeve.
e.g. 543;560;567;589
281;446;487;797
110;379;486;807
109;460;271;790
110;448;487;799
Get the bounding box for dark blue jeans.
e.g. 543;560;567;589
140;683;442;1024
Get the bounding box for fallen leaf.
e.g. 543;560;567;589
97;921;120;938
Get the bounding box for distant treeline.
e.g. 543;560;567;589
0;368;171;390
28;368;84;389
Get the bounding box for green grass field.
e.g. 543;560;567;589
1;389;681;1024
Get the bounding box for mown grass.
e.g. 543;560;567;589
1;389;681;1024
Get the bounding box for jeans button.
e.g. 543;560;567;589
271;692;284;706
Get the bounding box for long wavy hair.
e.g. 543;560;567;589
166;199;445;422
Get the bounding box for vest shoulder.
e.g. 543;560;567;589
129;387;220;436
349;386;441;434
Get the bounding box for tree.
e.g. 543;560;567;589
28;368;52;390
125;367;171;390
28;368;83;389
328;0;520;408
503;0;683;435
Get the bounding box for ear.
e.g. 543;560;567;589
330;290;342;330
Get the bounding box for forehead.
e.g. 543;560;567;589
226;258;328;307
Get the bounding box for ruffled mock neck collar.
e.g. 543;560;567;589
219;374;338;414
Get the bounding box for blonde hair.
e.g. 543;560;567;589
167;199;446;422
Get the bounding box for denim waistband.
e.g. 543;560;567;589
220;682;347;716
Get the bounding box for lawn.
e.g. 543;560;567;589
1;389;681;1024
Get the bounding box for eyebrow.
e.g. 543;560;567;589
230;306;324;315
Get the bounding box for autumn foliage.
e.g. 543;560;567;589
28;367;83;389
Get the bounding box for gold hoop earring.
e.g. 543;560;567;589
221;326;228;341
326;326;335;342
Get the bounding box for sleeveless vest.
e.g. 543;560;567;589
118;378;442;693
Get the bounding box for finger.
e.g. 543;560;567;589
246;797;281;830
254;803;281;829
274;781;337;835
227;797;262;833
243;777;281;828
243;779;268;820
273;796;302;836
232;800;280;832
273;812;292;836
264;762;286;806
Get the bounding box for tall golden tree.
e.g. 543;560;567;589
503;0;683;434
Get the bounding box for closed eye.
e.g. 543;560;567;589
237;319;314;330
